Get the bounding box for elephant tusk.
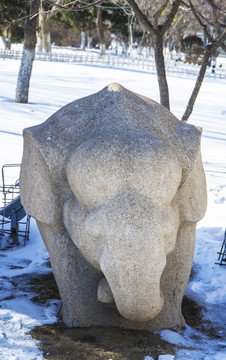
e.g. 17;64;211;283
97;277;115;305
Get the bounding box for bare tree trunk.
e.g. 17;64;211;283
128;13;134;57
154;32;170;110
87;29;92;49
37;12;51;52
1;26;11;49
81;31;86;50
137;28;146;55
36;0;63;53
1;36;10;50
41;31;51;52
15;0;40;103
126;0;180;110
96;7;105;56
181;50;211;122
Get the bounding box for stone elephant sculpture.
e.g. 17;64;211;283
20;83;207;330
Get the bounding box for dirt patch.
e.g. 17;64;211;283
31;324;176;360
30;272;205;360
29;272;61;304
182;296;204;328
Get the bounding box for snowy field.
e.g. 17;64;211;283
0;56;226;360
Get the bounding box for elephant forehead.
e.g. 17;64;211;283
66;133;182;207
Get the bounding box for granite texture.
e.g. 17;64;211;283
20;83;207;330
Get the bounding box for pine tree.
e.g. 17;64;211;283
0;0;27;48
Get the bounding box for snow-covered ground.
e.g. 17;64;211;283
0;55;225;360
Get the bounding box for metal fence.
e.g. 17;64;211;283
0;48;225;80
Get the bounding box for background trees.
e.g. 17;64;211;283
1;0;225;117
126;0;182;109
51;1;129;53
52;5;96;50
36;0;64;52
0;0;27;49
181;0;226;121
124;0;226;120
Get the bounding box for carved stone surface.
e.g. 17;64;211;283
20;83;207;330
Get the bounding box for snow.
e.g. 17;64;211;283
0;50;225;360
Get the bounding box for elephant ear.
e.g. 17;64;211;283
178;148;207;223
20;130;60;225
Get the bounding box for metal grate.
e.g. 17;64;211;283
216;229;226;266
0;164;30;249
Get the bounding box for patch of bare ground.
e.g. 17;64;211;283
29;272;208;360
30;324;176;360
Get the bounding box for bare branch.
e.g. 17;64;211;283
126;0;155;35
182;26;226;122
221;43;226;52
43;0;105;11
188;0;215;43
181;50;211;122
215;27;226;47
164;12;187;42
110;0;132;15
189;1;226;50
153;1;169;30
180;1;190;10
205;0;226;15
212;5;222;36
45;0;64;21
207;0;225;35
162;0;183;33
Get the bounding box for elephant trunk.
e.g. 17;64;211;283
100;230;166;322
68;192;179;323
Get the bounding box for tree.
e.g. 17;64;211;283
51;1;130;52
126;0;182;110
44;0;106;50
0;0;27;49
15;0;103;103
107;3;129;40
95;2;130;55
15;0;40;103
52;4;96;49
36;0;64;52
125;0;226;121
181;0;226;121
163;6;200;53
96;7;106;54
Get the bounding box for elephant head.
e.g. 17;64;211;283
20;83;207;329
